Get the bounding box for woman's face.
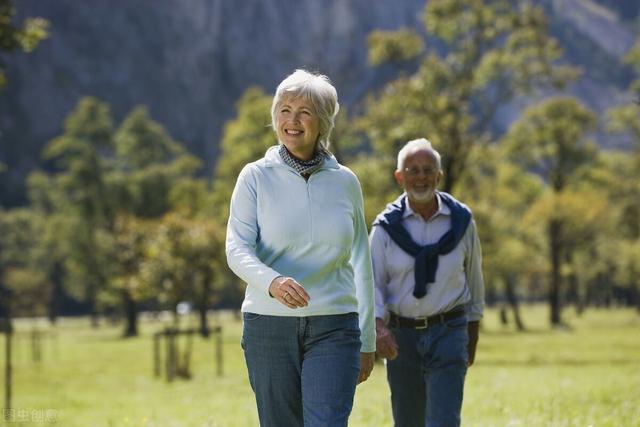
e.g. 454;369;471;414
275;95;320;161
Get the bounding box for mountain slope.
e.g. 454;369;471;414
0;0;637;206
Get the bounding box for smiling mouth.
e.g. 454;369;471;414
285;129;303;135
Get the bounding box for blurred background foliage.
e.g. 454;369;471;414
0;0;639;338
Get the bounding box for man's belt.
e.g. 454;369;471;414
388;308;466;330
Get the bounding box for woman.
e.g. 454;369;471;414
226;69;376;426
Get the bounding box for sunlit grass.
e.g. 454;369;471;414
465;306;640;427
1;305;639;426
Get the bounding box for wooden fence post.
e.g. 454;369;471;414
166;328;175;382
4;328;12;421
2;289;13;422
215;326;222;377
153;333;161;378
153;325;224;381
31;329;42;363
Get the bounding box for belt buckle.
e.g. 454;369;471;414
414;316;428;329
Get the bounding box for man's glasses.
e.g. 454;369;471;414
403;166;439;177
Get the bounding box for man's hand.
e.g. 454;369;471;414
467;321;479;367
375;318;398;360
358;352;375;384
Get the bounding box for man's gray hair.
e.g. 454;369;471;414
271;69;340;151
397;138;442;171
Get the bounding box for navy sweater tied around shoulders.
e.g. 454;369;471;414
373;192;472;299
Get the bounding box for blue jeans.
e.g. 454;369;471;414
241;312;361;427
386;315;469;427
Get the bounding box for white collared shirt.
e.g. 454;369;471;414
369;193;484;321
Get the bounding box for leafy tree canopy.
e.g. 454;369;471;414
0;0;48;87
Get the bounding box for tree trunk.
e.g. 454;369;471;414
587;272;605;308
629;277;640;313
442;160;456;194
634;281;640;313
485;282;497;307
88;281;100;328
564;252;583;316
90;307;100;327
122;289;138;337
603;262;616;308
627;263;638;310
499;306;508;326
548;219;563;326
172;308;180;329
47;261;64;325
505;274;525;331
84;225;102;329
198;278;211;337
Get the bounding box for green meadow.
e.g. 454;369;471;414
2;306;639;427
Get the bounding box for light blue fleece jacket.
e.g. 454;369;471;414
226;146;376;353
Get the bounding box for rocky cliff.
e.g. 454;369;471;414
0;0;638;205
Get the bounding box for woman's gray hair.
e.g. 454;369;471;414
397;138;442;171
271;69;340;151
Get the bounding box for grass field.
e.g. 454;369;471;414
1;306;639;427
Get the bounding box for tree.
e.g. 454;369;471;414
29;99;209;332
179;216;225;336
206;87;276;310
504;96;597;326
361;0;576;194
142;213;225;334
457;144;546;329
107;215;152;337
108;106;203;335
26;172;75;324
605;38;640;311
114;106;185;169
523;189;608;312
112;105;202;218
0;0;48;88
211;87;275;222
348;155;399;226
0;209;50;317
42;97;115;326
0;1;48;208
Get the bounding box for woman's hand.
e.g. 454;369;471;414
358;352;375;385
268;276;310;308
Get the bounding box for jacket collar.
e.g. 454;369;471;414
263;145;340;171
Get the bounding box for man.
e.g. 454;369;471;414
370;138;484;427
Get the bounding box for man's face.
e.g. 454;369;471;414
394;149;442;204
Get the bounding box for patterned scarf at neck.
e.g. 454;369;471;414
279;144;328;176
